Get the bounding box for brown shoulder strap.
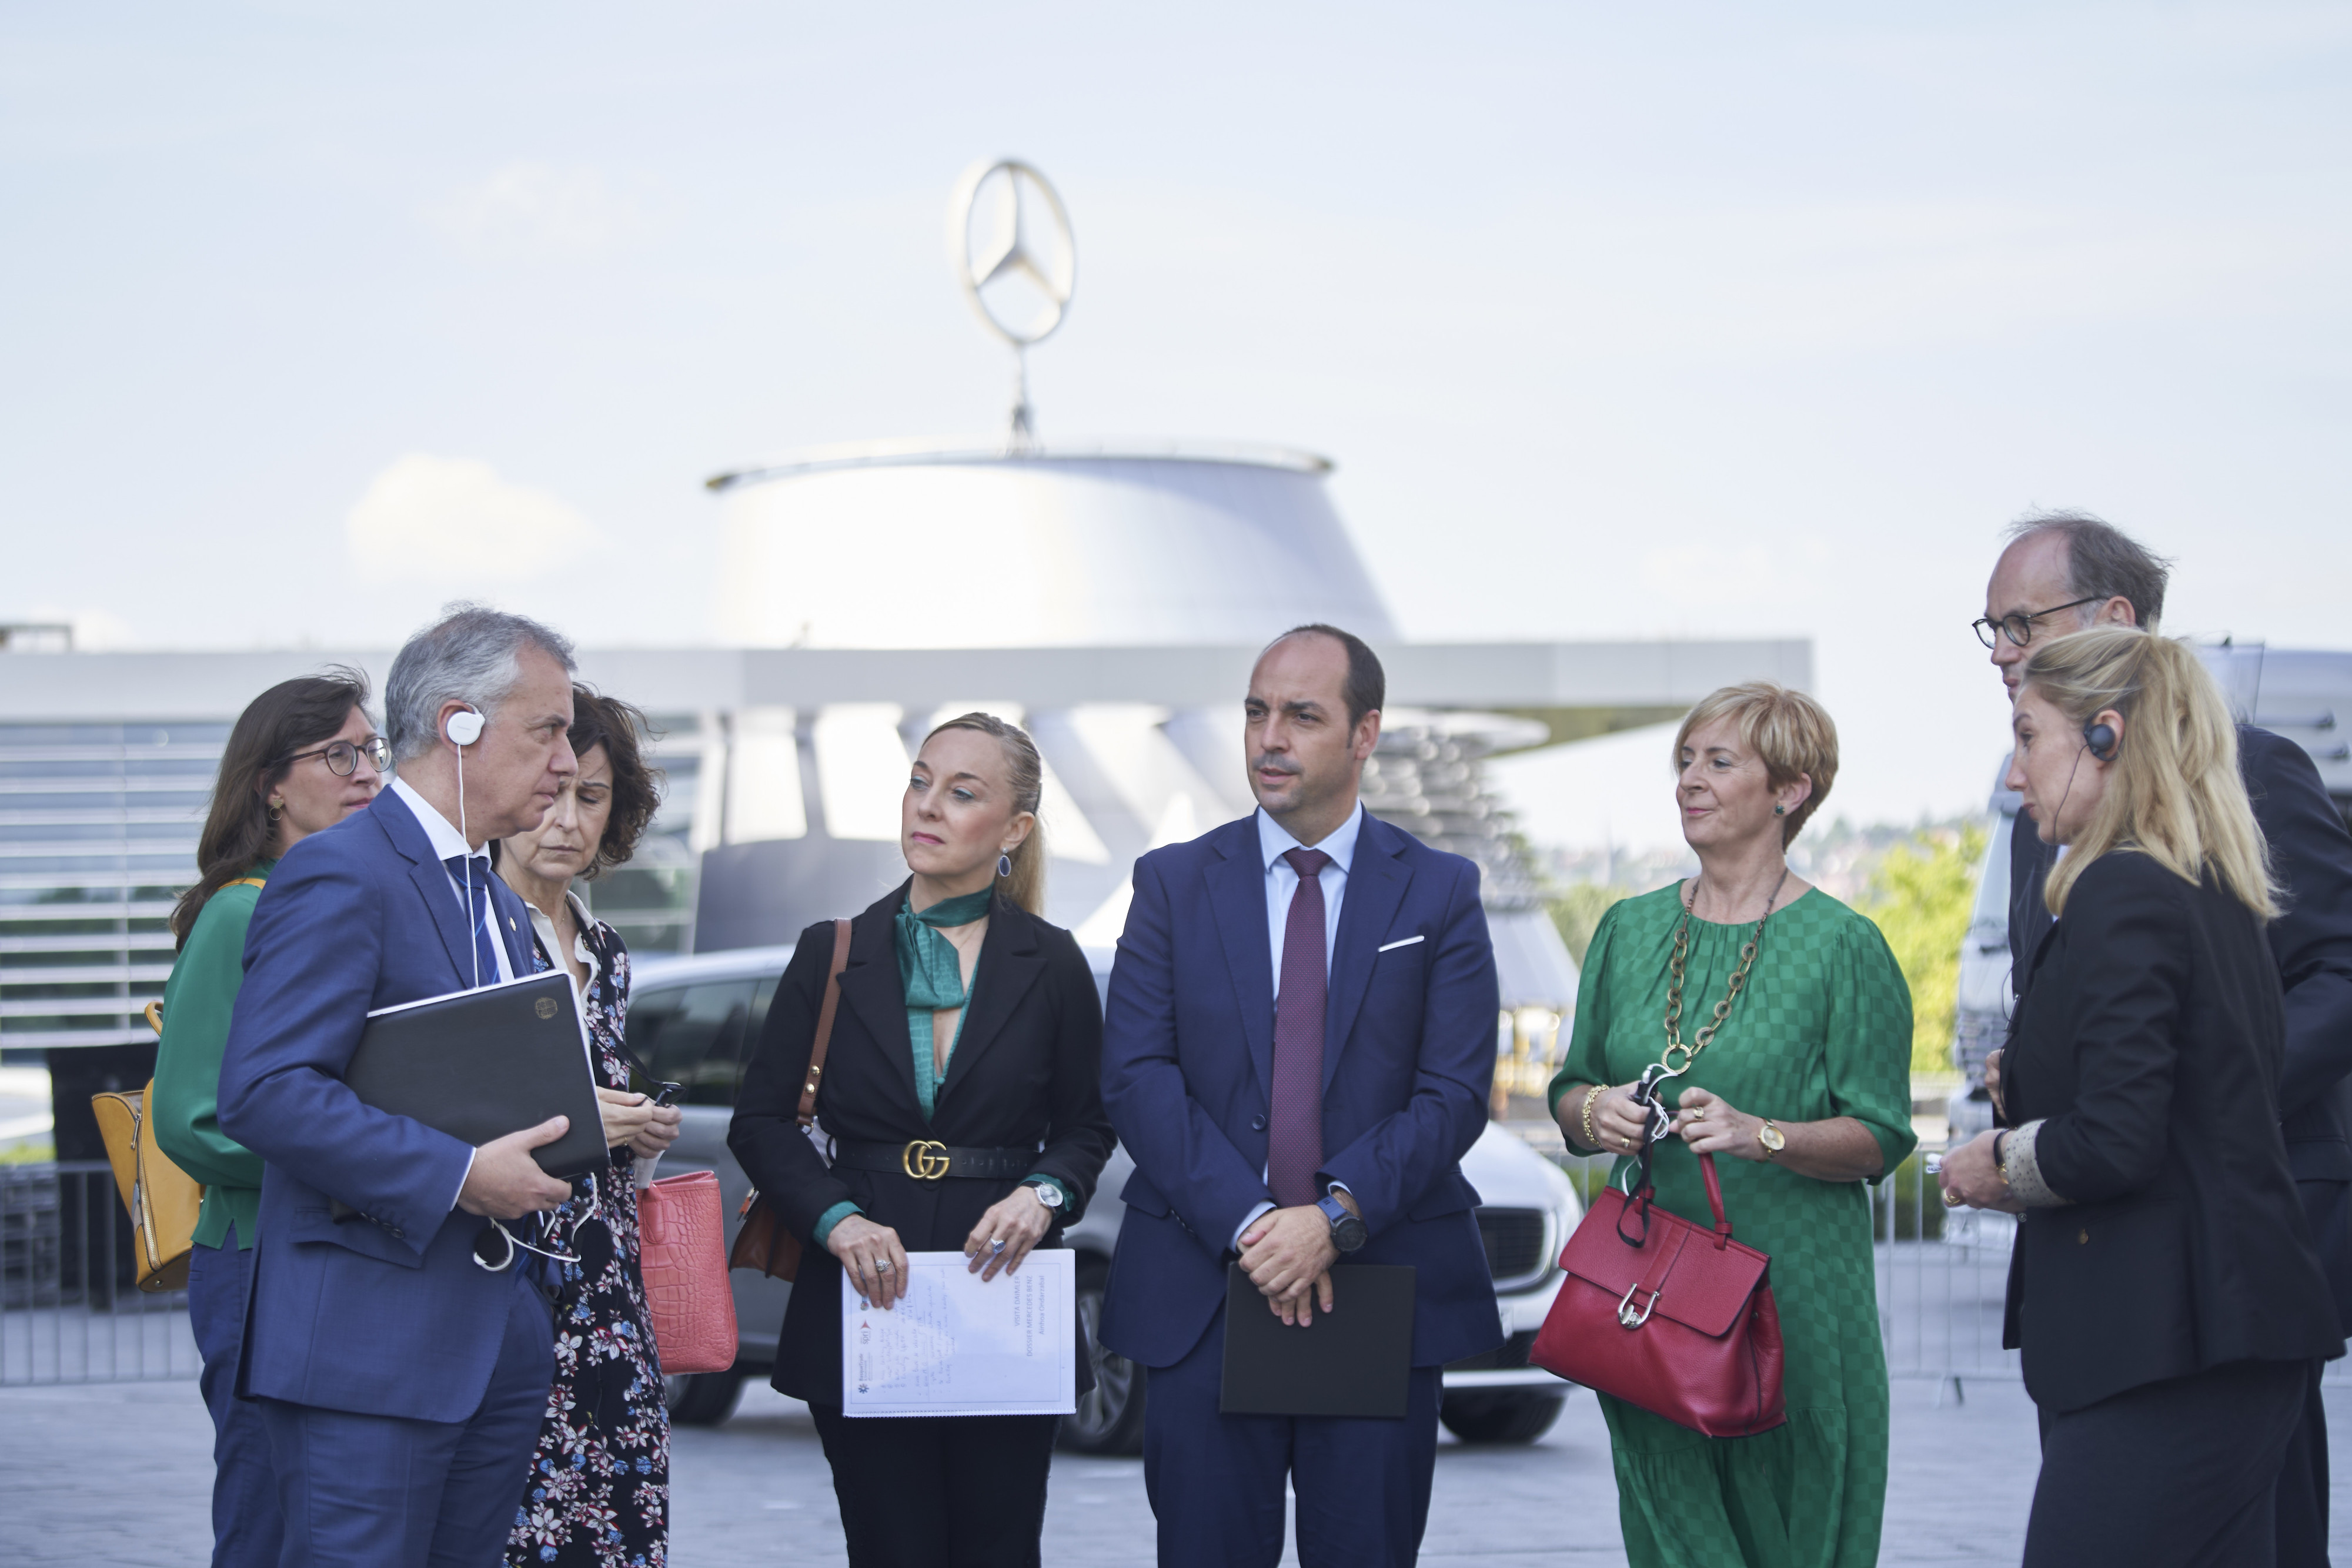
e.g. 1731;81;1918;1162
795;918;853;1128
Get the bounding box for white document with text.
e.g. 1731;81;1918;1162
840;1249;1076;1418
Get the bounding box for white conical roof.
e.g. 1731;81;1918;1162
711;440;1396;649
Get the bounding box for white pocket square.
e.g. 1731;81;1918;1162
1377;935;1425;953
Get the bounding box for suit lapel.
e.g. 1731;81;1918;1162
1204;820;1277;1104
835;890;924;1118
1323;814;1413;1091
934;897;1045;1108
372;788;477;989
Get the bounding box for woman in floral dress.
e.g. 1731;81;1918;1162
496;691;683;1568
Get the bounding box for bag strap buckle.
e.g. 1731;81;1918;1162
1616;1282;1662;1329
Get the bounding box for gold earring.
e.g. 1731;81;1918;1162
268;800;285;822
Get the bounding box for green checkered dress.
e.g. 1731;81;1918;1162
1550;885;1916;1568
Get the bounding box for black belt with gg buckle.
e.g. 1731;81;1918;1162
834;1140;1037;1182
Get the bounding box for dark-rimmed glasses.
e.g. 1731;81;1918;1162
1971;596;2103;650
277;735;391;777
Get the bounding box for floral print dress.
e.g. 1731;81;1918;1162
507;900;671;1568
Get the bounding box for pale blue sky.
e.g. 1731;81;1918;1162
5;2;2348;829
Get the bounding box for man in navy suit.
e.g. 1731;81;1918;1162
219;606;583;1568
1979;516;2352;1568
1100;624;1504;1567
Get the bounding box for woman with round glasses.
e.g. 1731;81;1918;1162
1548;683;1915;1568
492;688;683;1568
153;669;386;1568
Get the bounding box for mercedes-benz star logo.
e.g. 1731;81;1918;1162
947;158;1077;348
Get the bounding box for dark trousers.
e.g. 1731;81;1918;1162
259;1272;553;1568
188;1231;282;1568
2276;1360;2333;1568
2025;1357;2307;1568
2281;1173;2351;1568
1141;1301;1442;1568
807;1404;1058;1568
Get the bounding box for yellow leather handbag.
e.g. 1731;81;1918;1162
88;999;207;1292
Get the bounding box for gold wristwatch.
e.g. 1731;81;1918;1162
1757;1121;1786;1159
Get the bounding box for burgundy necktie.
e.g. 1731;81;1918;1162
1268;847;1332;1209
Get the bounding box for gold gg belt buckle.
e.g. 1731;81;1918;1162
902;1139;950;1181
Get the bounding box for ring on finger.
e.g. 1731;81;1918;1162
876;1258;893;1272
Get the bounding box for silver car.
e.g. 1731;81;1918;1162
626;943;1583;1450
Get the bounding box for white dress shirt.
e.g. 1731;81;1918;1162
390;777;514;986
1233;801;1365;1248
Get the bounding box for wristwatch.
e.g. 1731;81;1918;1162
1757;1121;1787;1159
1317;1193;1368;1253
1027;1181;1064;1213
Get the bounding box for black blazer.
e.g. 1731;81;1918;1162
726;883;1116;1404
2001;850;2342;1413
2012;726;2352;1183
2013;726;2352;1333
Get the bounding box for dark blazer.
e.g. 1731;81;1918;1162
1097;810;1506;1371
2000;850;2342;1414
727;884;1115;1405
217;787;543;1422
2013;726;2352;1323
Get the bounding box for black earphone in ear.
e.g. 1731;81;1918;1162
2082;719;2119;762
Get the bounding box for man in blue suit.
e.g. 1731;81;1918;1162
1101;624;1504;1567
220;606;583;1567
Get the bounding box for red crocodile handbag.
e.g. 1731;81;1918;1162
638;1169;739;1375
1529;1149;1786;1438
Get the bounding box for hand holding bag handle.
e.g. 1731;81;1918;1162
727;918;852;1282
1529;1085;1787;1438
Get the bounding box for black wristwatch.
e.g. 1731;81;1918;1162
1317;1193;1367;1253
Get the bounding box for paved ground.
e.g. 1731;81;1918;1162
18;1370;2351;1564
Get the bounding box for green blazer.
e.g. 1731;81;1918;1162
151;861;275;1249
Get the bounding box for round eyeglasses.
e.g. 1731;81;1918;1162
277;735;391;777
1971;596;2103;650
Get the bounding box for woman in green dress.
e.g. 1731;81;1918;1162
152;668;386;1568
1550;682;1916;1568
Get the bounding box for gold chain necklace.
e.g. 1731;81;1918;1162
1659;868;1789;1075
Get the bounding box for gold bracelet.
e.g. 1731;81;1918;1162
1579;1084;1606;1150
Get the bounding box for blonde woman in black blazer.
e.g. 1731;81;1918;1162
728;713;1114;1568
1940;628;2341;1567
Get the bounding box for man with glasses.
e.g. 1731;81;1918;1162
1979;512;2352;1566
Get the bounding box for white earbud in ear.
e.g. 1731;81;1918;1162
445;708;485;747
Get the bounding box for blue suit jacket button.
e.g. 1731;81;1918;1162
1251;1114;1267;1131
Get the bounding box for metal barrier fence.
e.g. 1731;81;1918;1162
2;1161;200;1385
2;1149;2333;1393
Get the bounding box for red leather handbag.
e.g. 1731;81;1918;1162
638;1169;740;1375
1529;1149;1785;1438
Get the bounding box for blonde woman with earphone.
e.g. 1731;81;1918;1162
1938;627;2341;1567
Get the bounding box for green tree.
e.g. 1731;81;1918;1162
1550;882;1632;967
1856;824;1986;1075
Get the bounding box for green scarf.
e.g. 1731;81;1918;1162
896;887;993;1118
